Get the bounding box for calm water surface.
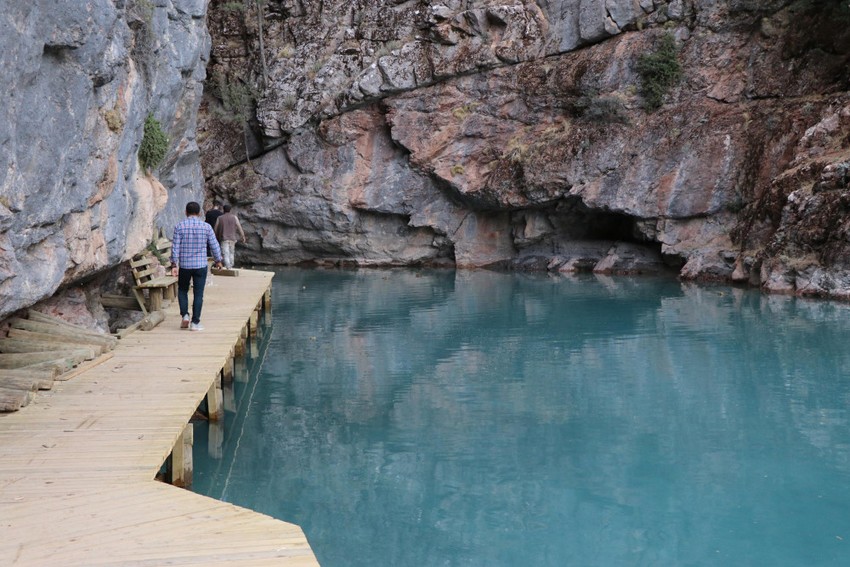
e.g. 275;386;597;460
193;268;850;566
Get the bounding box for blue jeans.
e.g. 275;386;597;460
177;267;208;324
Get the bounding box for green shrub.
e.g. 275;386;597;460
138;114;169;171
575;92;629;124
636;33;682;111
213;73;256;123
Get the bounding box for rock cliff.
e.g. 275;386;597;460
201;0;850;298
0;0;210;320
3;0;850;322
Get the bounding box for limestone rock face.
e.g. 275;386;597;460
0;0;210;319
201;0;850;297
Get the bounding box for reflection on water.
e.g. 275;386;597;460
193;268;850;566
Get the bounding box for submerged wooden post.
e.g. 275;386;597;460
208;419;223;459
234;357;248;383
223;382;235;412
169;422;194;488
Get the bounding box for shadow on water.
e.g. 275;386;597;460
194;268;850;567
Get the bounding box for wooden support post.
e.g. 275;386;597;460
249;309;258;337
164;283;176;301
263;288;272;316
101;294;144;311
238;323;249;355
132;288;148;316
222;354;234;383
206;378;223;421
149;288;164;313
169;422;194;488
234;336;245;358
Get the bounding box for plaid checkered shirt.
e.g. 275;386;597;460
171;216;222;269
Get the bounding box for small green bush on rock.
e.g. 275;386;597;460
636;33;682;111
138;114;169;172
575;91;630;124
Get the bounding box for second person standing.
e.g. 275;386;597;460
214;204;247;270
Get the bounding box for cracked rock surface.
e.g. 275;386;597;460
211;1;848;297
0;0;210;319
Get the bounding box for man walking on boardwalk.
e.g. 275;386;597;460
214;204;247;269
171;201;223;331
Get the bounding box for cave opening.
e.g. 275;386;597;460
583;210;647;243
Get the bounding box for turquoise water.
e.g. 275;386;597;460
193;268;850;566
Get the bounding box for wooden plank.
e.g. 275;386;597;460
0;386;33;411
0;376;39;392
131;287;149;316
129;256;155;269
0;350;91;369
26;309;91;329
9;328;115;352
115;320;144;339
101;294;143;311
138;276;178;288
10;319;117;348
211;267;239;277
135;266;158;280
0;374;53;391
0;337;102;358
54;352;114;382
26;310;110;339
0;367;60;380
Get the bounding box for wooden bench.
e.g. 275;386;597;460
130;231;178;314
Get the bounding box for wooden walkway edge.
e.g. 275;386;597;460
0;269;320;566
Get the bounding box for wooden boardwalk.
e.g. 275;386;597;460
0;269;319;566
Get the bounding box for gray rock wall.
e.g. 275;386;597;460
201;0;850;298
0;0;210;319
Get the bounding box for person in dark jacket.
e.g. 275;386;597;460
204;201;223;230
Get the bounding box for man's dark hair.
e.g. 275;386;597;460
223;204;232;213
186;201;201;215
213;200;221;208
